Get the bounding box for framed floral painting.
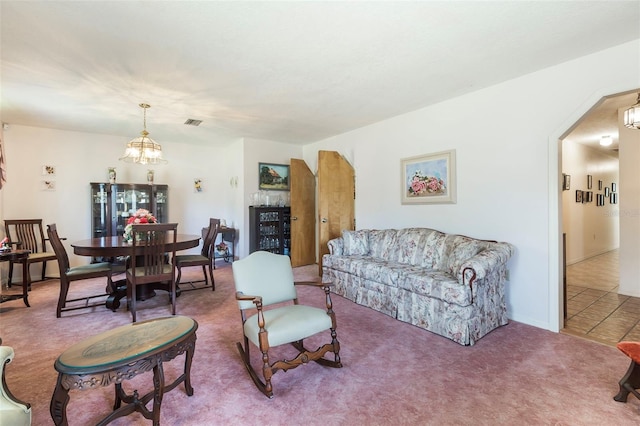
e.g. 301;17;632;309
401;149;456;204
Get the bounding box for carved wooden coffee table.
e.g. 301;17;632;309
50;316;198;426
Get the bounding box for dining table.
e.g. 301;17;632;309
71;234;200;310
71;234;201;258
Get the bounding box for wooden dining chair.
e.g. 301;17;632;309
47;224;113;318
174;218;219;292
126;223;178;322
4;219;58;289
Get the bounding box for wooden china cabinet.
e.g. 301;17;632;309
90;183;168;239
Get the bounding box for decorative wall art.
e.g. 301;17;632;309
41;180;56;191
401;150;456;204
575;190;583;203
587;175;592;189
605;187;610;197
562;174;571;191
42;165;56;176
585;191;593;203
194;178;203;193
597;194;604;206
258;163;290;191
598;180;603;190
612;182;617;192
610;193;618;204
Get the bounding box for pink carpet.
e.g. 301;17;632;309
1;262;639;425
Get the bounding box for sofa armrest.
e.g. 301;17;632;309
327;237;344;255
458;242;515;286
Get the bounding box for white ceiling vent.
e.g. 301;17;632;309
184;119;202;126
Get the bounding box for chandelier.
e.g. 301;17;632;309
623;93;640;130
120;103;167;165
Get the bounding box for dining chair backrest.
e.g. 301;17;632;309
202;218;221;258
130;223;178;283
46;223;70;275
126;223;178;322
4;219;48;254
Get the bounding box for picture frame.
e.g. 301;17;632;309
194;178;203;193
259;163;290;191
598;180;603;190
401;150;456;204
575;190;583;203
562;173;571;191
596;194;604;206
612;182;617;193
586;191;593;203
41;180;56;191
587;175;592;189
42;165;56;176
605;187;610;197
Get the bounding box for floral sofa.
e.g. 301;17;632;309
321;228;515;346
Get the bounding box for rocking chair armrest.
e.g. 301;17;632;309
236;291;262;304
294;280;334;289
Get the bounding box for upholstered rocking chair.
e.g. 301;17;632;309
232;251;342;398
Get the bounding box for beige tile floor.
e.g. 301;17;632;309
562;249;640;347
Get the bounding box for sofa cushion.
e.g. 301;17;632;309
399;269;473;306
342;229;370;255
395;228;436;265
368;229;398;261
419;230;447;268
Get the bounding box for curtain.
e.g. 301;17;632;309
0;133;6;190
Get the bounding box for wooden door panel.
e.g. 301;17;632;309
290;158;315;267
318;150;355;274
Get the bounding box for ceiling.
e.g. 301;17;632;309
1;1;639;148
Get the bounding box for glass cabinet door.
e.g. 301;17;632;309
91;183;109;238
153;186;168;223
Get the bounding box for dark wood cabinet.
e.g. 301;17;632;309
249;206;290;255
90;183;168;238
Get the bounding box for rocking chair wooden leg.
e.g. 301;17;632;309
236;340;274;399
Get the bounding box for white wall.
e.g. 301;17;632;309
302;40;640;332
562;141;619;265
619;108;640;296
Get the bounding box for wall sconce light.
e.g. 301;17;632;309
624;93;640;130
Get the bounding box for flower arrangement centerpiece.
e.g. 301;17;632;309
122;208;158;243
408;171;446;196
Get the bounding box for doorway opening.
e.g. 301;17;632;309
558;90;639;346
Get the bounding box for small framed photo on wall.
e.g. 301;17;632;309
587;175;592;189
576;190;583;203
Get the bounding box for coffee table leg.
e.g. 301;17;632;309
184;341;195;396
152;362;165;426
50;374;70;426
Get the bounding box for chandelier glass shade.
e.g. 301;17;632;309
120;103;167;165
623;93;640;130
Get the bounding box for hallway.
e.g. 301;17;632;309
563;250;640;346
